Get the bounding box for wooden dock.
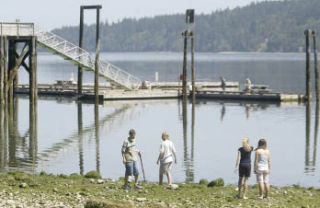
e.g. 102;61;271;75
15;82;305;102
195;90;305;102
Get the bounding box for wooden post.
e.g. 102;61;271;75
29;37;37;103
305;29;312;101
78;7;84;95
182;31;188;97
312;30;320;101
94;7;101;103
191;34;195;100
3;37;8;104
0;37;2;101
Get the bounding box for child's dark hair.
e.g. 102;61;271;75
257;139;267;149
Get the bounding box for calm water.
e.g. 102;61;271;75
1;52;319;187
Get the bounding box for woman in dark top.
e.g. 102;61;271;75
234;137;254;199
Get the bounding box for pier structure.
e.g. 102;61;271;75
0;22;37;104
78;5;102;102
182;9;195;99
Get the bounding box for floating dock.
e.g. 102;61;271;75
15;81;305;102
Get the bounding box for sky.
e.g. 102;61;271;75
0;0;270;30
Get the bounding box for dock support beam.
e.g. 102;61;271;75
312;31;320;101
78;5;102;101
182;31;188;97
305;29;312;101
95;7;101;103
0;36;3;102
78;8;84;95
191;34;195;100
182;9;195;99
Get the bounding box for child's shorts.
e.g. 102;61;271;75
125;161;139;176
159;162;172;175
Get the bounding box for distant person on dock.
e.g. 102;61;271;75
254;139;271;199
245;78;252;93
121;129;142;190
220;76;226;91
234;137;254;199
156;132;177;188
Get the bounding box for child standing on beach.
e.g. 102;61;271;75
234;137;254;199
121;129;142;190
254;139;271;199
157;132;177;187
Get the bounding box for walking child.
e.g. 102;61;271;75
121;129;142;190
156;132;177;187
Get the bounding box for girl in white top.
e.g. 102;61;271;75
156;132;177;186
254;139;271;200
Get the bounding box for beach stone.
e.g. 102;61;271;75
19;183;27;188
97;179;104;184
167;184;179;190
136;197;147;202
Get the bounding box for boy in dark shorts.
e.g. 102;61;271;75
234;137;253;199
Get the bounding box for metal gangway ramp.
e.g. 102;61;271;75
36;29;141;90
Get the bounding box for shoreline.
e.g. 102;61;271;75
0;171;319;208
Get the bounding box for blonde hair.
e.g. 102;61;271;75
242;137;251;152
162;132;169;140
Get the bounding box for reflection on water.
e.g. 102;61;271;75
305;101;319;174
0;96;319;187
0;98;38;171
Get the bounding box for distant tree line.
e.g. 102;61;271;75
51;0;320;52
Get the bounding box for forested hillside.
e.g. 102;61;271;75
52;0;320;52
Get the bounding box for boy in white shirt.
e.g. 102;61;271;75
156;132;177;186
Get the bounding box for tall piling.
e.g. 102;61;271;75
94;7;101;103
0;36;3;102
28;37;38;104
182;31;188;97
3;37;8;104
191;34;195;100
305;29;312;101
78;8;84;95
312;31;320;101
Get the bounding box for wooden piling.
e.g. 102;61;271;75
312;31;320;101
30;36;37;103
182;31;188;97
191;35;195;100
305;29;312;101
78;8;84;95
3;37;8;104
0;36;3;102
94;7;101;103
